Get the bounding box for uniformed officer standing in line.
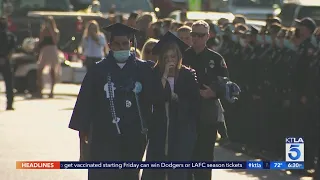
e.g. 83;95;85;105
271;27;293;155
292;17;317;169
244;25;267;150
0;17;16;110
215;24;245;143
183;20;229;180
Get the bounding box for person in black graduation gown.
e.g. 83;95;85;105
142;32;201;180
69;23;164;180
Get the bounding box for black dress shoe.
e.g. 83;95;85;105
6;107;14;111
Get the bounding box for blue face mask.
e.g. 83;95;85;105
284;40;297;51
283;39;291;49
172;31;178;36
265;35;272;44
311;35;317;47
256;35;264;44
214;26;221;34
91;5;100;12
160;27;166;35
290;44;298;51
113;50;130;62
275;38;281;47
231;34;238;43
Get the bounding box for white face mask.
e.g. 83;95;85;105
239;38;247;47
160;27;166;35
275;38;281;47
113;50;130;62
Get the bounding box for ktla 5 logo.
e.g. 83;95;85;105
285;137;304;162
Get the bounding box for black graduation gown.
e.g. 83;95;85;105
142;65;201;180
166;66;200;180
69;54;163;180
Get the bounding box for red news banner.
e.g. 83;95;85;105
16;161;61;169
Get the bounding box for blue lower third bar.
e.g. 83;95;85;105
246;161;263;169
270;161;287;169
285;162;304;169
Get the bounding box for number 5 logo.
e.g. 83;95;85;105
289;145;301;160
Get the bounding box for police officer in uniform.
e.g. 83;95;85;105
183;20;229;180
292;17;317;169
272;27;293;155
69;23;165;180
256;23;282;152
0;17;16;110
243;25;268;150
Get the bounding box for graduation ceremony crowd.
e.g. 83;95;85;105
68;11;320;180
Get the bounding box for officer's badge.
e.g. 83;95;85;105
209;60;215;68
125;100;132;108
220;60;227;68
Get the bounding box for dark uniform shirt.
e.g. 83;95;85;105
183;47;229;92
293;38;317;97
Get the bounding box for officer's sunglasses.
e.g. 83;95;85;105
190;32;206;38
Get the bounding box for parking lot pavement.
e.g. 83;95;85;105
0;82;312;180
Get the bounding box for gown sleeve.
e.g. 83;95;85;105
187;68;201;123
68;67;96;133
142;64;167;161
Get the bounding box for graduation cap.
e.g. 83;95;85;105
152;31;189;55
103;23;138;37
103;23;140;56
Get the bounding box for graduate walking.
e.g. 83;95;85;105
69;23;164;180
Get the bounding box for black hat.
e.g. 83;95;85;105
222;23;235;34
245;25;259;35
209;23;219;33
269;23;282;34
103;23;139;37
267;17;282;25
152;31;189;55
129;12;139;19
295;17;317;33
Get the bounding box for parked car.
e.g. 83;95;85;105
169;10;236;23
2;0;109;52
11;37;86;94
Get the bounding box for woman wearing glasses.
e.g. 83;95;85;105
142;32;200;180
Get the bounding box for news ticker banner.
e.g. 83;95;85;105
16;161;304;170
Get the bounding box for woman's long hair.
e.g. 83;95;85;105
141;38;158;60
157;42;183;81
82;20;101;39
